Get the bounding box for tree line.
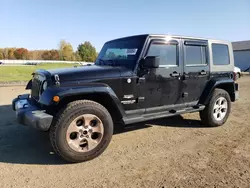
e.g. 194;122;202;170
0;40;98;62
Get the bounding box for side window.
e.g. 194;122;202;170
147;43;178;66
184;45;207;65
212;44;230;65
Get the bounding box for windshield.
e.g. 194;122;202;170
95;36;146;69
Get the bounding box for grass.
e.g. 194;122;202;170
0;63;78;82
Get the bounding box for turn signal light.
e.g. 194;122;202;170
53;96;60;102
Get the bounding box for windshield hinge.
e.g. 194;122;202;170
54;74;60;86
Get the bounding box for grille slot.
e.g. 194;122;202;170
31;73;46;100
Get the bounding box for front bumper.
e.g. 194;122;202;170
12;94;53;131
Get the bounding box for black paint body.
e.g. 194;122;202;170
22;34;238;126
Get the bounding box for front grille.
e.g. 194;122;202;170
31;73;46;100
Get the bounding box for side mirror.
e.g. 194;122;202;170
141;56;160;68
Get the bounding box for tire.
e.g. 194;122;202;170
50;100;113;163
199;88;231;127
236;73;241;80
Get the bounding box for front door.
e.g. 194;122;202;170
181;39;210;104
138;38;183;110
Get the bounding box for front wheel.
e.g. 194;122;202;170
199;89;231;127
50;100;113;163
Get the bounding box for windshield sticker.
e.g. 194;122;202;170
126;49;138;55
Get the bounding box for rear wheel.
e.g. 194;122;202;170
199;89;231;127
50;100;113;163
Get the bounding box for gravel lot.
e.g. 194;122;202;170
0;77;249;188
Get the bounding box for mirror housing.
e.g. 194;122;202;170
141;56;160;68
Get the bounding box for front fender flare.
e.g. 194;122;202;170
39;84;125;116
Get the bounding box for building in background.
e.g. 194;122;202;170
232;40;250;72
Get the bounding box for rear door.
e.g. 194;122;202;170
181;39;210;104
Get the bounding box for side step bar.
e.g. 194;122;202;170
123;105;205;125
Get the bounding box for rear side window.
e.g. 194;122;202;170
147;43;178;66
212;44;230;65
184;45;207;65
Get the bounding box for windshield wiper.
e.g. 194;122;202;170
97;59;121;66
97;59;106;65
105;59;122;66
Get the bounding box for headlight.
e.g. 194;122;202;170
42;81;48;91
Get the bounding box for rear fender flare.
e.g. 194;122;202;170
199;78;235;105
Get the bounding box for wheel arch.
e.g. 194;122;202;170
199;79;236;105
50;87;125;124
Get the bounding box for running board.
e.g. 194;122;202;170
123;105;205;125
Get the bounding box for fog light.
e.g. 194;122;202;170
15;99;29;110
53;96;60;102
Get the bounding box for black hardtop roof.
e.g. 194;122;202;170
106;34;228;43
232;40;250;51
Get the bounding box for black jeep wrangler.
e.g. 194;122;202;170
13;34;239;162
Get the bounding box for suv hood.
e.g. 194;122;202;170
47;64;128;82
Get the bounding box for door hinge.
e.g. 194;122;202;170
137;77;145;84
182;92;188;98
137;97;145;103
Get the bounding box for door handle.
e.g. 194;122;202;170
200;70;207;75
170;71;180;77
